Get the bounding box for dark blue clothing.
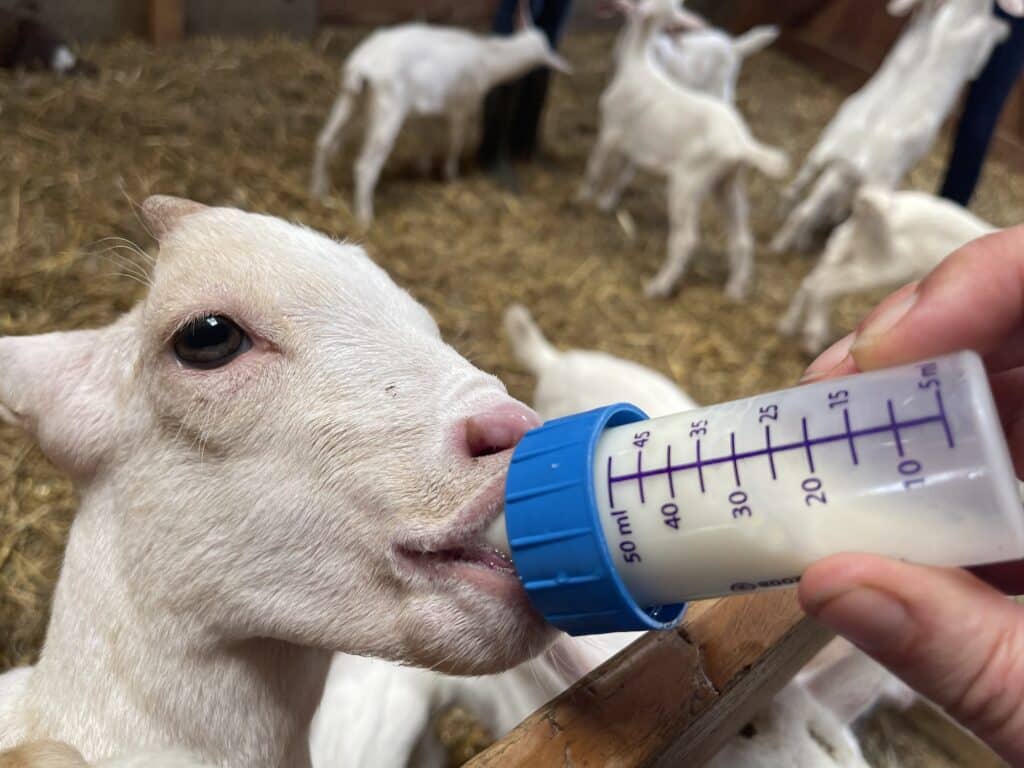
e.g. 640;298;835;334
479;0;574;167
492;0;573;47
940;5;1024;206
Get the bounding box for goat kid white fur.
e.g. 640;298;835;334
0;740;211;767
779;186;995;354
0;197;553;768
773;0;1013;254
598;20;779;214
579;0;788;301
309;3;570;226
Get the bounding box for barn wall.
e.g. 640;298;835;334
317;0;497;26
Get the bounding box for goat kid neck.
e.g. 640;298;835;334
18;493;332;768
479;33;549;89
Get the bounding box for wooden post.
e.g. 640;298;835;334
466;591;831;767
148;0;184;45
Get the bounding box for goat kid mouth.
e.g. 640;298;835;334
395;476;521;592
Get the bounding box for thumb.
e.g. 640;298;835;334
800;553;1024;764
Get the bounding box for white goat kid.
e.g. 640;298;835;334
597;22;779;214
580;0;789;300
779;186;996;354
309;4;570;226
0;197;551;768
504;303;697;417
773;0;1012;254
651;25;779;104
0;740;212;767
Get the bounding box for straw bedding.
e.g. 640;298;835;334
1;24;1020;765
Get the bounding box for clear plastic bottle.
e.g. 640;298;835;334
485;352;1023;635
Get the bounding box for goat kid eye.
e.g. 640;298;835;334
172;315;252;369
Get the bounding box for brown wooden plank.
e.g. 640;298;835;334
148;0;183;46
467;590;832;767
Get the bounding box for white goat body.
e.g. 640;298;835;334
580;0;788;300
779;186;995;353
774;0;1009;254
597;23;778;216
0;741;211;768
310;19;569;224
651;25;779;103
0;197;549;768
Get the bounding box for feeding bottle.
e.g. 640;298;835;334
483;351;1023;635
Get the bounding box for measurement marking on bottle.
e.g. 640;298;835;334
730;432;741;487
636;450;645;504
666;445;675;499
936;389;955;448
605;390;954;500
802;417;816;473
843;408;858;465
695;439;705;494
887;400;904;457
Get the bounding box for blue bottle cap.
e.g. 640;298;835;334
504;403;688;635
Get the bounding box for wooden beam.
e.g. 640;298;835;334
148;0;183;46
467;590;832;767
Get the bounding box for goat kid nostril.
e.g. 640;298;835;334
463;404;542;459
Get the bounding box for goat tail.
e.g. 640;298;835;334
743;139;790;180
504;304;559;374
733;25;779;58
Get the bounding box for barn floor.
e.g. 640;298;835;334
1;25;1021;766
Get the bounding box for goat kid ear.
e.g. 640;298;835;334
142;195;209;240
665;8;707;33
514;0;534;31
545;51;573;75
596;0;635;18
1000;0;1024;17
0;323;130;480
886;0;919;16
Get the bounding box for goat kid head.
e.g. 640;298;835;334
511;0;573;74
0;196;551;676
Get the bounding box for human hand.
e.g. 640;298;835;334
797;225;1024;764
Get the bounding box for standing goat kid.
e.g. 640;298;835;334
580;0;788;300
0;196;552;768
310;3;570;225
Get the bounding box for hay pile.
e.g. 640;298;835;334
1;24;1021;763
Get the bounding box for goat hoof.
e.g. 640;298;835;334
724;282;749;302
801;335;826;357
644;278;674;299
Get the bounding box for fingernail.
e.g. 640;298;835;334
810;587;908;654
800;332;856;383
852;290;918;350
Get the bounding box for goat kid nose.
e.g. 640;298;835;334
463;403;542;459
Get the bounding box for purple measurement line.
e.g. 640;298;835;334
935;389;955;448
606;456;615;508
730;432;741;486
843;409;858;465
802;417;816;473
764;424;777;479
636;450;645;503
887;400;904;457
666;445;676;498
696;439;705;493
606;413;951;486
